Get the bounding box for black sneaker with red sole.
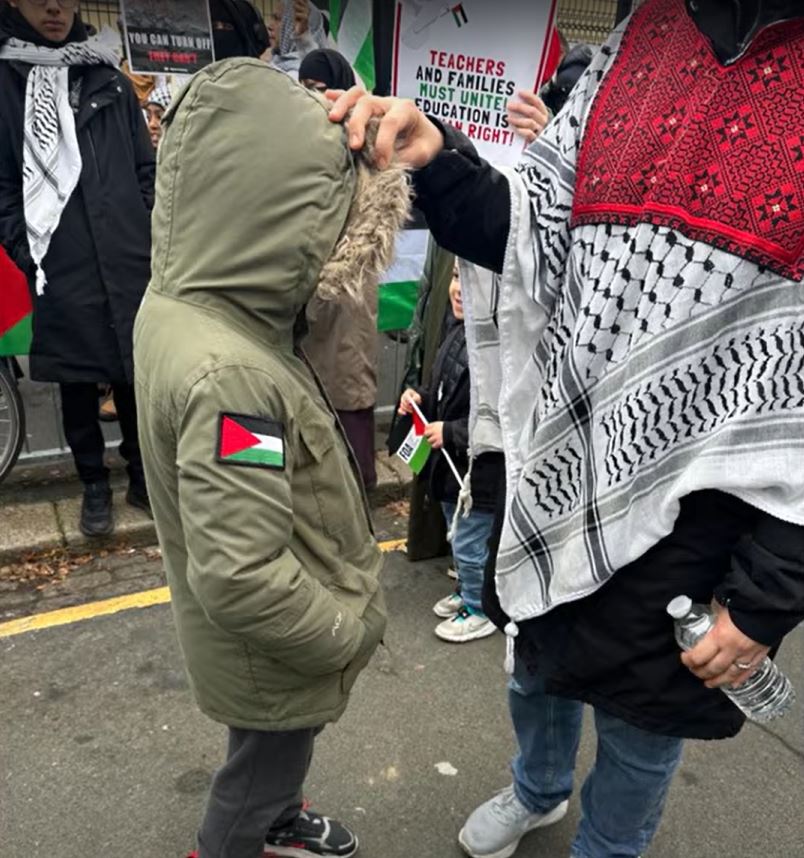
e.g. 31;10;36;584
264;810;358;857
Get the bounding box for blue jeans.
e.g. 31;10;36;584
510;663;683;858
441;502;493;614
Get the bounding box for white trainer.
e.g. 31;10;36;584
433;591;464;618
435;608;497;643
458;785;568;858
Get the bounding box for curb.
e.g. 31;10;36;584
0;453;412;567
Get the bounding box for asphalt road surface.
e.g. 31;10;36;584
2;550;802;858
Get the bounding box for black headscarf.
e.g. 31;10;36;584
540;44;594;117
298;49;356;90
209;0;269;60
0;3;87;47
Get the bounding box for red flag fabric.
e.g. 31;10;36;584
541;28;563;85
412;410;427;436
0;247;32;355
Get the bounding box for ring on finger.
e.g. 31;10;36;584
734;660;753;670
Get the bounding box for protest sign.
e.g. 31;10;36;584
121;0;214;75
392;0;558;166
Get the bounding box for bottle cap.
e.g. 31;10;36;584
667;595;693;619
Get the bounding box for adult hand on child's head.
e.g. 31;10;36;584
507;90;550;144
681;602;770;689
424;421;444;450
398;388;422;416
327;88;445;170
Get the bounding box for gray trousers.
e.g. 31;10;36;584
198;726;318;858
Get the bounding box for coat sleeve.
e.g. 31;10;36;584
411;28;625;274
714;513;804;646
443;417;468;454
0;113;31;274
176;366;366;676
123;78;156;212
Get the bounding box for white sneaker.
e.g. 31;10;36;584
458;785;568;858
433;591;464;618
447;566;458;580
435;608;497;643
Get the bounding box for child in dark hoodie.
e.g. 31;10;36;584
399;265;504;642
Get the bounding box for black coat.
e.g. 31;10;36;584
416;317;503;513
0;52;155;384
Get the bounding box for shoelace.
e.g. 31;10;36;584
273;810;326;839
489;786;530;826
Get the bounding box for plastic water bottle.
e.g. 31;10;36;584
666;595;795;724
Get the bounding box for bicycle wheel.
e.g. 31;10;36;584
0;360;25;483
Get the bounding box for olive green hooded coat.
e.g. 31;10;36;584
134;59;409;731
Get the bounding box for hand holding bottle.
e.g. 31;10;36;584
680;600;770;689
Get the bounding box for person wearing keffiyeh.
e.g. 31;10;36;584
331;1;804;856
0;0;155;537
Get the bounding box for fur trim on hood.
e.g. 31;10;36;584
317;116;412;302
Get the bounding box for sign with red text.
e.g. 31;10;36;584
392;0;558;167
121;0;214;75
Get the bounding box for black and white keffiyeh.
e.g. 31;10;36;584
462;21;804;624
0;34;119;294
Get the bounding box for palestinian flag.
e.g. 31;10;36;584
377;228;428;332
329;0;375;91
395;409;431;474
451;4;468;26
0;247;32;357
217;413;285;470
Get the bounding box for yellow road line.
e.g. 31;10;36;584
0;587;171;639
0;538;406;640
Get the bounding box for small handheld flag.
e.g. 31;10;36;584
395;413;432;474
398;400;465;488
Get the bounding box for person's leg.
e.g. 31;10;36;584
459;663;581;857
435;504;497;641
61;382;113;536
509;664;583;814
337;407;377;491
111;383;144;482
449;508;494;615
569;708;684;858
113;383;151;512
59;382;108;485
198;727;317;858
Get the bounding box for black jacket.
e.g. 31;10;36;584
0;26;155;384
410;317;503;512
413;0;804;739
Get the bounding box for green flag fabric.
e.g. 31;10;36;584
395;424;432;474
329;0;375;91
378;228;429;332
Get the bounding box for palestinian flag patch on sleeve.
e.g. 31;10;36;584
217;413;285;470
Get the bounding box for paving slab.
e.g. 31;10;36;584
0;502;63;562
56;494;155;552
1;457;412;564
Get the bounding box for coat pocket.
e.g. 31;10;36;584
341;589;387;696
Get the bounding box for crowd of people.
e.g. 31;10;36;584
1;1;803;858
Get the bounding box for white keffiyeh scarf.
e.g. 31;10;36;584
0;33;120;294
463;18;804;624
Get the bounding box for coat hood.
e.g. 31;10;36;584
149;58;410;347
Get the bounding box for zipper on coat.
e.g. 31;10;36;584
295;346;376;537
